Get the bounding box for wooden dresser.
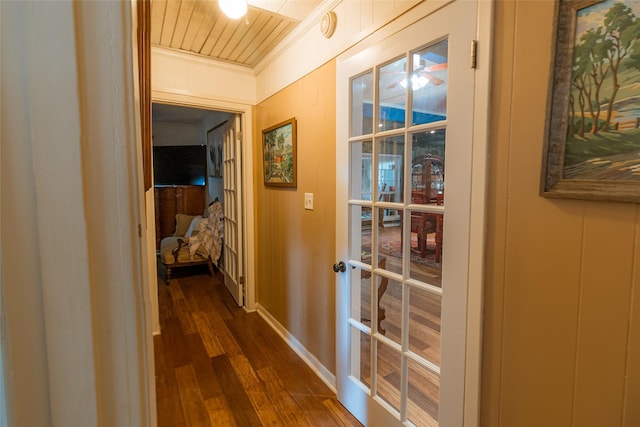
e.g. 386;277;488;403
154;185;205;248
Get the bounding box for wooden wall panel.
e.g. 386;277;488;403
484;1;640;426
499;2;583;424
573;203;636;426
254;62;337;373
625;233;640;427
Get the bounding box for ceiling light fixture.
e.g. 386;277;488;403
219;0;247;19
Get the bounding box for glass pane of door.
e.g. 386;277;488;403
351;72;374;137
351;140;373;200
412;40;449;125
411;129;445;206
378;58;407;131
351;38;450;424
408;358;439;426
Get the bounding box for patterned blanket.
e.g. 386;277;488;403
188;201;224;266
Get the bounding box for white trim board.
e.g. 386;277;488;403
255;304;336;393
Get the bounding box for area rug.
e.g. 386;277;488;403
377;236;440;267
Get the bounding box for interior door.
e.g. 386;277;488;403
335;1;479;425
222;115;244;306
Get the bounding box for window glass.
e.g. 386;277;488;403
351;72;374;137
411;39;449;125
378;57;407;131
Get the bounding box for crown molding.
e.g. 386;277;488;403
253;0;342;74
151;45;256;76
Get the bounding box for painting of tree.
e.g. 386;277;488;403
564;0;640;180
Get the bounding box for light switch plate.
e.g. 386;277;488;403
304;193;314;210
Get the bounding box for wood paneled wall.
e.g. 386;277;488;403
254;61;337;373
251;2;640;423
482;1;640;426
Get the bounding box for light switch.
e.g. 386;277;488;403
304;192;314;210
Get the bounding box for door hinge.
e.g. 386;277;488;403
239;275;245;285
470;40;478;69
237;130;243;142
138;224;143;238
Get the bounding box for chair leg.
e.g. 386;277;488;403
164;264;172;285
377;257;389;335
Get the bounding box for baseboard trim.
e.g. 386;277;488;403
255;303;336;393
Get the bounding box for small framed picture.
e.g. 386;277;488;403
262;118;297;187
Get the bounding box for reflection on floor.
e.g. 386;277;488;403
358;224;441;426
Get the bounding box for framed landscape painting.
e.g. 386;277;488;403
542;0;640;203
262;118;297;187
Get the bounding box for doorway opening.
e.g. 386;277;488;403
147;99;256;333
150;101;245;291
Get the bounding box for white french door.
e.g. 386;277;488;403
222;115;244;306
335;1;486;425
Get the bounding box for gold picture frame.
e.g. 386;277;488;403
262;118;297;187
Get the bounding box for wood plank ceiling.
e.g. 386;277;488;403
151;0;321;68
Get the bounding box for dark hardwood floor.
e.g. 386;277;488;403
154;267;362;426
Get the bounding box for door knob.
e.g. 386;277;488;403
333;261;346;273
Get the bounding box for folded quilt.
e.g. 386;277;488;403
188;200;224;266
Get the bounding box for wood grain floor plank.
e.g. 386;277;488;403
292;394;357;427
158;285;176;321
323;397;365;427
203;311;244;357
168;280;187;301
154;336;188;427
261;338;333;397
161;317;192;369
204;396;238;426
181;277;219;314
245;391;281;426
155;273;364;427
175;364;211;426
175;297;197;335
211;354;263;426
205;278;240;320
193;312;225;358
257;367;312;427
184;333;224;401
228;354;261;391
228;354;286;426
224;314;272;371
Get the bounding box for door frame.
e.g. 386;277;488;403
150;90;256;312
335;1;493;424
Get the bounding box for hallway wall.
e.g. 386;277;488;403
1;1;153;425
149;1;640;424
254;61;337;373
482;1;640;426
